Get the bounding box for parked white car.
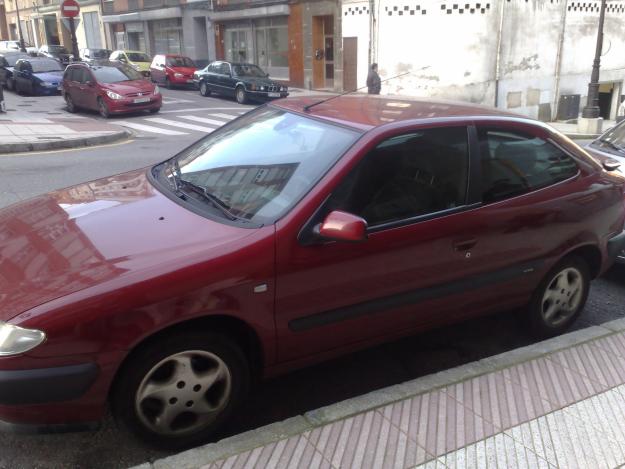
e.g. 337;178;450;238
0;40;38;55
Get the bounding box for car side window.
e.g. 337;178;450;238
64;67;74;81
219;63;230;75
327;127;470;227
478;128;579;204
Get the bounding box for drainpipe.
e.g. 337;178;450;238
368;0;375;66
493;0;505;108
552;0;568;121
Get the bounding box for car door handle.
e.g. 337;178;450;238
453;238;477;251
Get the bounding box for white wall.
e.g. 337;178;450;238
341;0;625;120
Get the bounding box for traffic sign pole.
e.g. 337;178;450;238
60;0;81;62
68;16;80;62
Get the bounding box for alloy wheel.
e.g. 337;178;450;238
540;267;583;327
135;350;232;436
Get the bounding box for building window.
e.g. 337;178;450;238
152;18;182;55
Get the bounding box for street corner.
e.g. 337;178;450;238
0;115;131;154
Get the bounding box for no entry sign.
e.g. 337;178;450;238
60;0;80;18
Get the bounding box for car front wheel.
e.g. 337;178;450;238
235;86;247;104
199;81;210;97
112;330;250;450
98;97;110;118
527;255;590;338
65;94;76;113
6;77;14;91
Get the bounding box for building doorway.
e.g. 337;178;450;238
312;15;333;89
43;15;60;45
598;82;623;120
343;37;357;91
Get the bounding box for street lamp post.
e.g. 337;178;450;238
581;0;607;119
12;0;27;52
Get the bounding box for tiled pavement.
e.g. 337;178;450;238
138;320;625;469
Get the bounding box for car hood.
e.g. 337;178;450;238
131;61;151;71
33;71;64;82
101;80;154;95
0;169;257;321
236;76;281;87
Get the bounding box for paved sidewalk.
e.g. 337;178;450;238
0;92;129;154
548;120;614;140
135;318;625;469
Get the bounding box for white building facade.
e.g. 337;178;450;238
341;0;625;120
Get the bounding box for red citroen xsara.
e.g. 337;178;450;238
0;96;624;449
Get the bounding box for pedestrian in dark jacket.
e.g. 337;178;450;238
367;63;381;95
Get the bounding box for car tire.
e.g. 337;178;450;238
98;97;110;119
111;330;250;450
149;107;160;114
527;255;590;339
65;94;76;113
165;77;172;90
6;78;14;91
199;81;210;97
235;86;247;105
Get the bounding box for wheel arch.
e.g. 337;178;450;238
107;314;265;401
562;243;602;279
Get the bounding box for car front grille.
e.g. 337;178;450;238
125;92;151;98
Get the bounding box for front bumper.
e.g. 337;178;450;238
247;90;289;101
107;94;162;114
0;363;98;405
608;230;625;264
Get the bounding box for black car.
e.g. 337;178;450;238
39;44;73;66
0;52;30;90
13;58;64;95
198;61;288;104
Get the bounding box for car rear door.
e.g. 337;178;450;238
274;124;504;363
218;63;235;96
80;68;99;110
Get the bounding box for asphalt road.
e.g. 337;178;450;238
0;93;624;468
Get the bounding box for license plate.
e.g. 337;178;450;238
187;79;194;83
57;85;62;91
268;92;280;97
133;97;150;103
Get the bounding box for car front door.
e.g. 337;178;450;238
274;125;498;363
15;61;31;93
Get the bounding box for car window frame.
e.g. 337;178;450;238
475;125;581;205
298;124;480;244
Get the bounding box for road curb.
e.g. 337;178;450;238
0;129;131;155
132;319;625;469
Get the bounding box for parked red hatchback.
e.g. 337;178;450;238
62;61;162;118
0;96;624;449
150;54;197;89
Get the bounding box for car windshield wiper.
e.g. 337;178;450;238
178;179;248;222
597;139;625;152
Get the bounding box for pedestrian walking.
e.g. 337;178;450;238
367;63;381;95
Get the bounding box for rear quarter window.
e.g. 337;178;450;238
478;129;579;204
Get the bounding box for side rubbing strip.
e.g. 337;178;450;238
288;260;543;332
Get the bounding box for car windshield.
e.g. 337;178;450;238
127;52;150;62
90;49;112;59
233;64;266;78
595;121;625;153
159;107;360;224
166;56;195;67
31;60;63;72
48;46;69;54
4;54;29;66
92;65;143;83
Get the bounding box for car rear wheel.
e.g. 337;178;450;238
199;81;210;97
112;330;250;450
65;94;76;113
98;97;110;119
527;255;590;338
235;86;247;104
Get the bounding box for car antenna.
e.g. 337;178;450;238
302;66;430;113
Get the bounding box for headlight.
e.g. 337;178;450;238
42;81;54;87
260;86;265;91
106;90;123;100
174;73;183;78
0;322;45;356
153;85;160;95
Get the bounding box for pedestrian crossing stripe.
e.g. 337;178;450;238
179;115;228;126
114;120;188;136
145;118;216;133
209;113;238;121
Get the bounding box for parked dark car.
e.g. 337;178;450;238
585;120;625;263
192;64;209;88
79;48;113;63
0;52;30;90
0;96;624;449
198;61;288;104
150;54;197;88
39;44;72;66
13;58;64;95
62;62;161;118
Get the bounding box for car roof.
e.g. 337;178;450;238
272;95;526;131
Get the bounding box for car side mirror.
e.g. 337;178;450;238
86;80;95;87
603;160;621;172
314;210;368;243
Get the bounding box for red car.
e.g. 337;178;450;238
62;62;162;118
150;54;197;89
0;96;624;449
